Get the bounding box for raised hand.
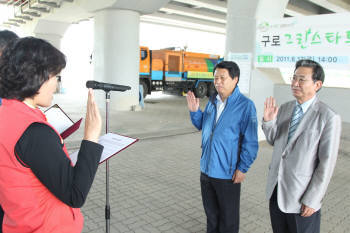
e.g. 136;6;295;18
83;89;102;143
186;91;200;112
264;97;279;122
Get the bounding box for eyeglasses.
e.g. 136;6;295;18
290;76;313;84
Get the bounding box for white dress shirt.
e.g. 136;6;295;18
216;95;227;123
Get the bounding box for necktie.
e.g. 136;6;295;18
288;105;303;142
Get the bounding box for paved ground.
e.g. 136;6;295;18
54;92;350;233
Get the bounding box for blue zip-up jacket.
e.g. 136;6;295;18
190;87;259;179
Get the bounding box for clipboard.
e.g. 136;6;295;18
44;104;83;139
69;133;139;166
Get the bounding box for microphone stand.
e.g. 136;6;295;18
104;91;111;233
86;80;130;233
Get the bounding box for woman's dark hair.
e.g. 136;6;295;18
0;37;66;100
0;30;19;53
213;60;240;83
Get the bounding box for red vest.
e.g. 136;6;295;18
0;99;83;233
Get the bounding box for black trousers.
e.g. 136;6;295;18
200;173;241;233
269;186;321;233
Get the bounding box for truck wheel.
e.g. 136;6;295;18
140;80;148;99
194;82;207;98
207;82;216;97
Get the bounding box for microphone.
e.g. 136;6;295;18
86;80;131;92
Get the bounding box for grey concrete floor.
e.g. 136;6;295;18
54;92;350;233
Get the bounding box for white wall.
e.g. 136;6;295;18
274;84;350;123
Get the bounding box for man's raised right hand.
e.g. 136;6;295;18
186;91;200;112
263;96;279;122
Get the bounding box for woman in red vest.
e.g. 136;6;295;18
0;37;103;233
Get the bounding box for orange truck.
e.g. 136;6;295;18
139;46;222;98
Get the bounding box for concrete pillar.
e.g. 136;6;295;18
93;9;140;111
33;20;70;94
34;20;70;49
225;0;288;123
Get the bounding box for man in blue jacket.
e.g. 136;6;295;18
186;61;258;233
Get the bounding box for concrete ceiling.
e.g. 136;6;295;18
148;0;342;34
1;0;350;34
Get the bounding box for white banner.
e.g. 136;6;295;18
255;13;350;69
227;52;252;94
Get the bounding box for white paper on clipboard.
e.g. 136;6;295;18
69;133;138;166
45;105;73;134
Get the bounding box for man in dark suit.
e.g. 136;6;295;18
262;59;341;233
